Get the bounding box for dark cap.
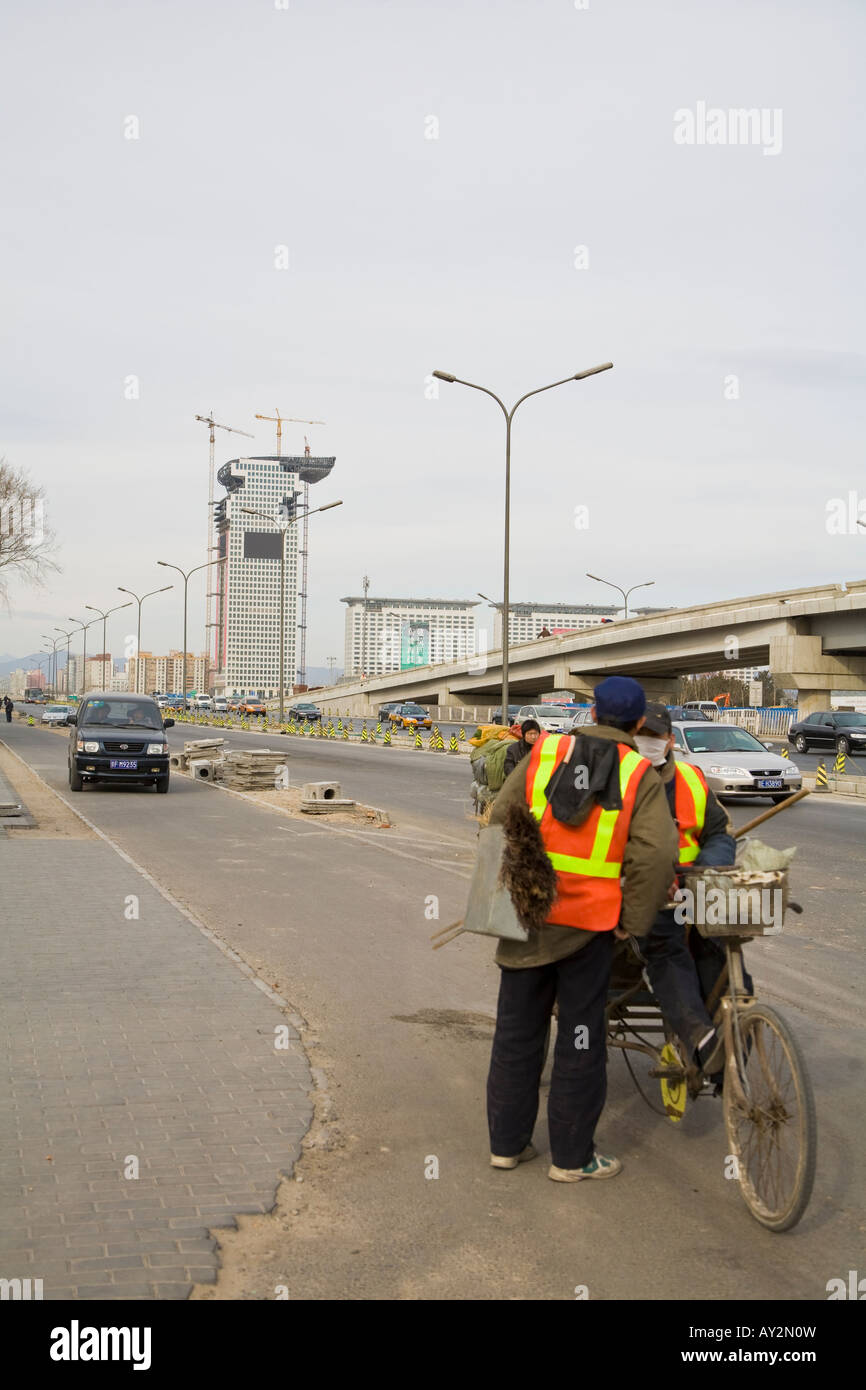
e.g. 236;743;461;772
642;702;672;736
593;676;646;723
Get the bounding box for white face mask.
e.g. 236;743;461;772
635;733;669;767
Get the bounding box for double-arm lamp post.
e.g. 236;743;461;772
241;500;343;722
156;561;220;709
433;363;613;717
586;573;654;621
54;627;73;696
83;602;133;690
68;616;101;696
117;586;174;693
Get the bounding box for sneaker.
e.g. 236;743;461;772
548;1151;622;1182
490;1143;537;1170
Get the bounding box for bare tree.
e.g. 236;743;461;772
0;457;59;603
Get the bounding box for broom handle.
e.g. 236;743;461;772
734;786;810;839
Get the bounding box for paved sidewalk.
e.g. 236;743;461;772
0;839;313;1300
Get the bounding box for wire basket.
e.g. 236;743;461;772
675;866;788;937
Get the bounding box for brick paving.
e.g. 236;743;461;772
0;840;313;1299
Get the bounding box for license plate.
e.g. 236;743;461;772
110;759;138;770
757;778;783;789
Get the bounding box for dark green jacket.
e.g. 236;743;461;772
490;724;679;968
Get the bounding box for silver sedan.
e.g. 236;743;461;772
671;722;802;802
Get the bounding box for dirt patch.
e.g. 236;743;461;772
0;740;96;839
392;1007;496;1041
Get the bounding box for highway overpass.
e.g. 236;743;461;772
313;580;866;717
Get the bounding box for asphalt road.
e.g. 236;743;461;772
5;720;865;1301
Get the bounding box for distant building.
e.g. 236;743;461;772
127;651;208;694
25;669;46;691
341;596;479;677
491;603;617;647
214;453;336;697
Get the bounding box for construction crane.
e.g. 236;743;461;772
194;412;254;686
254;411;327;690
254;409;324;458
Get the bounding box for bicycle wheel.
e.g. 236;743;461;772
723;1002;816;1232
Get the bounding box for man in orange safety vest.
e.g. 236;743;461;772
486;676;678;1183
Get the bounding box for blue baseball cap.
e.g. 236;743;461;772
594;676;646;723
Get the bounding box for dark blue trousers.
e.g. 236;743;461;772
487;932;615;1170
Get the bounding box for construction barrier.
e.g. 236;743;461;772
815;760;829;792
448;733;459;753
415;730;423;749
834;750;846;775
780;745;789;759
342;724;349;741
384;725;392;746
459;727;466;741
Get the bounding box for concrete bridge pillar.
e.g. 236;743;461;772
552;662;594;700
638;679;678;706
769;634;866;714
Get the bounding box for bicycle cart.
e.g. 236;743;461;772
606;864;816;1232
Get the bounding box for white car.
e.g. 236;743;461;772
191;696;213;710
212;698;228;712
42;704;74;726
516;703;573;733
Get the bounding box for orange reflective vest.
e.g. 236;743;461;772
524;733;652;931
673;761;708;865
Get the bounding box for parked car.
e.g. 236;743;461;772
566;708;594;731
191;695;213;711
212;697;228;712
378;701;403;723
490;704;522;725
666;705;710;722
389;702;432;729
671;721;801;803
68;693;175;793
237;697;267;717
516;703;573;733
289;701;322;722
42;703;74;726
787;709;866;757
681;701;721;720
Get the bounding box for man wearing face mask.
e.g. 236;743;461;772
634;703;738;1077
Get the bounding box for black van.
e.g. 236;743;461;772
68;692;175;793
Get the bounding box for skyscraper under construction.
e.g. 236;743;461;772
213;451;335;698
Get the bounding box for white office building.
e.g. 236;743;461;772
492;602;617;646
214;454;335;697
342;596;479;677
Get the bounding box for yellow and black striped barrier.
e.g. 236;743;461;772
834;749;846;775
815;760;829;792
360;725;368;743
383;724;392;746
448;733;459;753
415;730;423;749
780;745;789;759
342;724;350;740
459;727;466;741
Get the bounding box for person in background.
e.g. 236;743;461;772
503;719;541;777
633;703;742;1078
4;695;13;723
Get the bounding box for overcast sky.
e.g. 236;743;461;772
2;0;864;671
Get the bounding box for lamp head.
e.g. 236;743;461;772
432;370;456;383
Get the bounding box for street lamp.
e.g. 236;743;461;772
434;362;613;716
156;560;221;709
241;499;343;721
42;634;63;694
68;616;101;696
586;573;655;621
54;627;73;697
84;603;133;690
117;586;174;693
